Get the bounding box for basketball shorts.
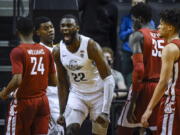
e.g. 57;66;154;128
118;82;159;131
47;86;64;135
157;95;180;135
64;90;108;135
6;95;50;135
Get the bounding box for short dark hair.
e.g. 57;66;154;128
16;17;33;36
34;16;51;31
130;3;152;23
160;9;180;32
60;14;79;25
102;47;114;58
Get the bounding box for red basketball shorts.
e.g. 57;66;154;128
6;95;50;135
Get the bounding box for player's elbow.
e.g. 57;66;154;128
48;73;57;86
13;74;22;87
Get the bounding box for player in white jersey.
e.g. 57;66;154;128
35;16;64;135
53;14;115;135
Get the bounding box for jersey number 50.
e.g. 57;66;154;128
152;39;164;57
30;57;45;75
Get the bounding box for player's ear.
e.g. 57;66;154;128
166;24;173;32
36;29;40;36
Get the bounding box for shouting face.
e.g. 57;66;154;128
60;18;79;46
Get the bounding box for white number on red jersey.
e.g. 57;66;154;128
152;39;164;57
30;57;45;75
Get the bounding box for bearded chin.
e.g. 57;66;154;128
63;32;76;46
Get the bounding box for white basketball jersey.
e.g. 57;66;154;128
40;42;57;96
60;35;104;94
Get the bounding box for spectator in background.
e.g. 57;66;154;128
102;47;127;92
118;0;155;88
78;0;119;53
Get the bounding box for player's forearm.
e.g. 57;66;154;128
58;85;69;115
147;80;167;111
3;75;21;96
102;75;115;114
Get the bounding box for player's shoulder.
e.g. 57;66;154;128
87;38;101;52
11;46;23;54
129;31;144;41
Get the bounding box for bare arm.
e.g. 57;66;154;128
141;43;180;127
48;73;57;86
52;46;69;115
0;74;22;99
127;31;144;122
129;31;144;54
88;39;115;117
88;39;111;79
147;43;179;111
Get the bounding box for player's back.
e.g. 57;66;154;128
139;28;166;80
13;43;53;99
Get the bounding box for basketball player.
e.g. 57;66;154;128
35;16;64;135
52;14;115;135
141;9;180;135
117;3;166;135
0;17;56;135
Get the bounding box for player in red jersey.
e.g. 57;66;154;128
117;3;166;135
141;9;180;135
0;17;56;135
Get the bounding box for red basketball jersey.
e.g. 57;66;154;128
139;28;166;80
10;43;55;99
170;39;180;94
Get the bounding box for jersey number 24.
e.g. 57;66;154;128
30;57;45;75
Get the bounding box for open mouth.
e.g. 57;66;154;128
63;34;71;42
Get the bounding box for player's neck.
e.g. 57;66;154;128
20;38;34;44
41;40;53;48
67;35;81;53
167;33;179;43
19;34;34;44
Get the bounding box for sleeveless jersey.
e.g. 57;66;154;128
60;35;104;94
165;39;180;96
11;43;55;99
40;42;58;96
139;28;166;81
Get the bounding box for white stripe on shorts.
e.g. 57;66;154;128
6;99;17;135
